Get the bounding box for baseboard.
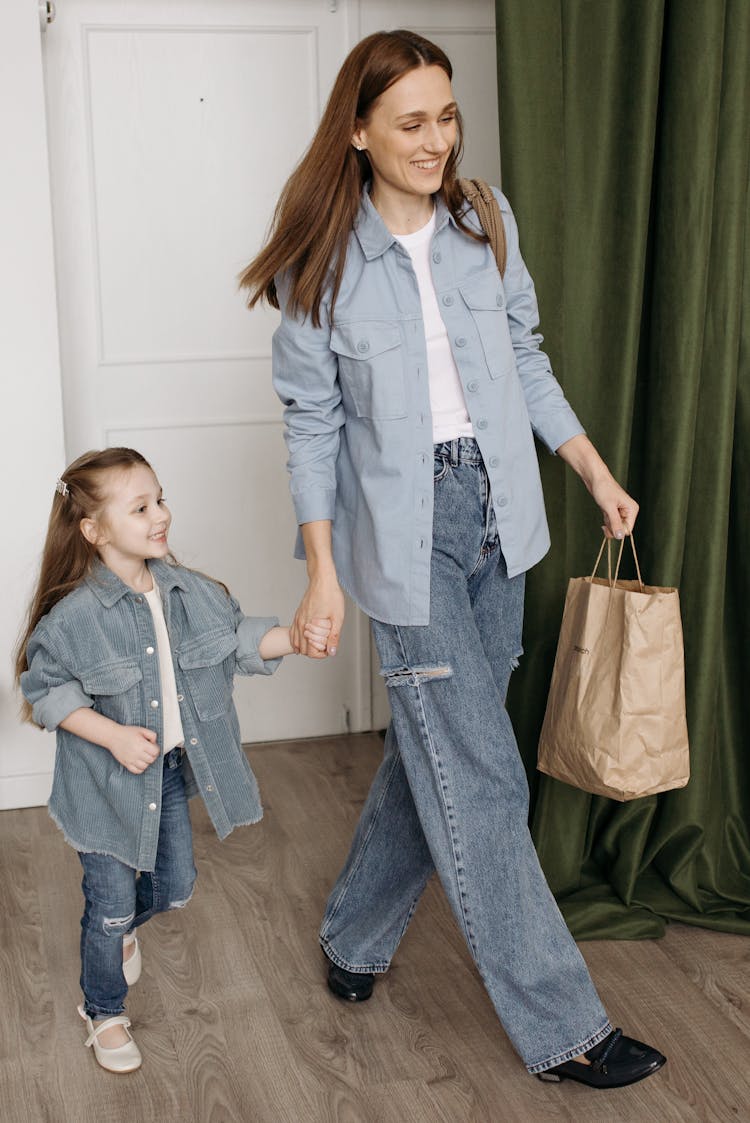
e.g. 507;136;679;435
0;771;52;811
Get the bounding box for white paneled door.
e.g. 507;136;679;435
42;0;371;742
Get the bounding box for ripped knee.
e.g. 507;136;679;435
381;663;453;688
102;911;136;936
168;885;194;911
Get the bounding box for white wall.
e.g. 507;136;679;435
0;1;67;808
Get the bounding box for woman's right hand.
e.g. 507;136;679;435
291;572;345;658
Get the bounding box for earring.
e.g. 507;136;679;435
354;144;364;151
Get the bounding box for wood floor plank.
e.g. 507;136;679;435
1;736;749;1123
579;938;750;1122
0;825;57;1063
660;922;750;1039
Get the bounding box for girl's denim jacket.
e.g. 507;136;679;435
21;559;281;870
272;187;585;625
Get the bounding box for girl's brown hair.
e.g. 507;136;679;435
14;447;154;722
239;28;481;327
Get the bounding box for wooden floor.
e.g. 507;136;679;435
1;733;749;1123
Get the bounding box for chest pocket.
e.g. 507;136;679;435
459;271;515;379
178;631;238;722
331;321;407;420
79;659;143;726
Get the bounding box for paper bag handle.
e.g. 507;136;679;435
590;532;645;593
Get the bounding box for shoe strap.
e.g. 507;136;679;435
590;1027;623;1072
84;1014;132;1048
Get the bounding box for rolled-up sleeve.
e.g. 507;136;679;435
271;274;345;525
231;599;283;676
495;189;585;454
21;633;93;731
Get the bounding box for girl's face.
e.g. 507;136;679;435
353;65;457;209
82;463;171;572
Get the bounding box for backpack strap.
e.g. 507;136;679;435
458;177;507;278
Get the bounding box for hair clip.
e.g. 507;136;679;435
55;478;69;497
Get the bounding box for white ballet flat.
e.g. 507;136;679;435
122;934;142;986
78;1004;142;1073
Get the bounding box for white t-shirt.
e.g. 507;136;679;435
394;210;474;443
144;583;185;754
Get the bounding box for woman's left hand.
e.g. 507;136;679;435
556;434;639;538
590;476;639;539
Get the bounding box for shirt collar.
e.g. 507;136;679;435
85;559;189;607
353;187;456;261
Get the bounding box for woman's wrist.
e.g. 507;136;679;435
300;519;337;580
556;433;612;493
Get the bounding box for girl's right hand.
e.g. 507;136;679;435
292;573;345;658
110;726;160;773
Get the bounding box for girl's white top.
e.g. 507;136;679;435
394;209;474;443
145;582;184;753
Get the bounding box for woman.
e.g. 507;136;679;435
241;30;666;1088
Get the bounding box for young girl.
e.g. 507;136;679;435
15;447;329;1073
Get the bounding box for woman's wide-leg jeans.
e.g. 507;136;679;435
320;439;612;1073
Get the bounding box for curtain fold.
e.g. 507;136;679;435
496;0;750;937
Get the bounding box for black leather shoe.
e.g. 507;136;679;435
536;1028;666;1089
325;956;375;1002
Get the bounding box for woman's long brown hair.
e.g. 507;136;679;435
14;448;152;723
239;29;482;327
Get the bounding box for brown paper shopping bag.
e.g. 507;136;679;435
537;535;690;801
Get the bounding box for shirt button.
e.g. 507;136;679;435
356;339;370;353
476;418;488;430
135;596;143;604
150;699;159;709
497;496;508;507
206;785;214;793
455;336;466;348
496;291;504;306
432;251;442;264
148;802;157;811
442;294;454;307
467;380;479;393
145;646;155;655
190;737;198;746
489;456;499;468
177;694;184;702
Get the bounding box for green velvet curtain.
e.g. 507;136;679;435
496;0;750;937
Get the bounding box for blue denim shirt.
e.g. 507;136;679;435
272;187;584;625
21;560;281;870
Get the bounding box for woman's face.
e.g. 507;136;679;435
354;65;457;207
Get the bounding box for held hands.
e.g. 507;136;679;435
302;618;334;655
110;726;160;774
292;573;345;659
